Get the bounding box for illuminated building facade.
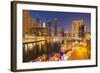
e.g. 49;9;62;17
43;19;46;28
30;19;49;36
23;10;49;36
31;19;40;29
71;19;85;38
30;18;49;36
23;10;31;34
23;10;91;62
23;11;49;62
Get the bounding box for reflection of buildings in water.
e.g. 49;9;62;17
23;39;61;62
23;40;46;62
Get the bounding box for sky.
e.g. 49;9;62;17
29;10;91;32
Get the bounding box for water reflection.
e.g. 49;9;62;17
23;38;91;62
23;40;61;62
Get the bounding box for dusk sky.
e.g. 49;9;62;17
29;10;91;32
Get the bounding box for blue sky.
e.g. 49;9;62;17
29;10;91;32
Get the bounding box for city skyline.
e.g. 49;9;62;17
23;10;91;62
29;10;91;32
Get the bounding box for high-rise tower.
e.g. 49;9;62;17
54;18;58;36
71;19;85;38
23;10;31;34
47;20;52;36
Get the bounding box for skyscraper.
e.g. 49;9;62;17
54;18;58;36
31;19;40;28
79;23;85;38
47;20;52;36
72;19;85;38
36;18;40;28
23;10;31;34
61;28;65;37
